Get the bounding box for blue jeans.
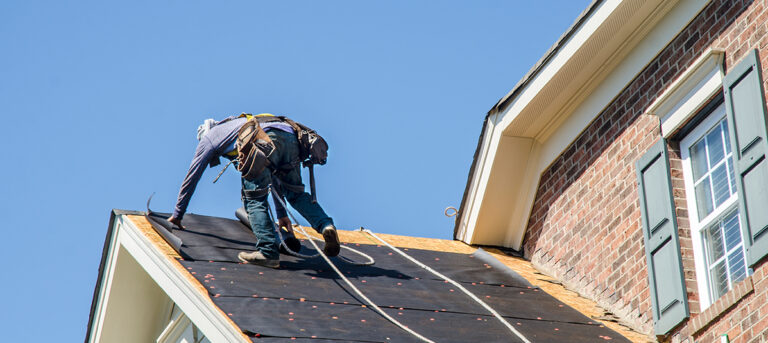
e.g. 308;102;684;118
241;129;334;259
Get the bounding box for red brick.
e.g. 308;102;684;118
522;0;768;339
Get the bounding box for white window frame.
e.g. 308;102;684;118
157;304;210;343
680;103;745;309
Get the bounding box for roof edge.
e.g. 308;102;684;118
84;209;130;343
455;1;603;241
491;0;603;115
453;113;492;239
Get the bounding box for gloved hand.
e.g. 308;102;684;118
277;217;293;233
168;216;185;230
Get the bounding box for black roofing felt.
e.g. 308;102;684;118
146;212;628;342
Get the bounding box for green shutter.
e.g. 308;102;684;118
723;49;768;267
636;140;689;335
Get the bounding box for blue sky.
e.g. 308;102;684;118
1;1;590;340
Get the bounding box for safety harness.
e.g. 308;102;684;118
213;113;328;202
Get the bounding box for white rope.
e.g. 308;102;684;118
266;188;374;265
361;228;532;343
295;225;435;343
268;188;434;342
267;188;526;342
277;225;376;266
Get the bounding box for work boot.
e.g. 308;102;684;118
322;225;340;257
237;250;280;268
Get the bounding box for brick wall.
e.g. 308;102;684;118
522;0;768;341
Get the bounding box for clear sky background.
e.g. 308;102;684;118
1;1;590;341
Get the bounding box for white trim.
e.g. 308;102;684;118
504;141;542;248
116;216;248;343
533;0;710;166
456;114;499;243
88;216;248;343
680;104;734;309
88;220;123;343
157;310;192;343
457;0;711;249
496;0;627;132
647;49;725;137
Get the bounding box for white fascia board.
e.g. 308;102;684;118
104;216;247;343
460;0;712;248
457;0;625;248
456;113;502;243
496;0;624;132
458;0;627;248
88;216;123;343
536;0;710;167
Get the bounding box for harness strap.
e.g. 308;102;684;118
225;113;281;157
281;181;305;194
274;159;300;171
242;187;270;199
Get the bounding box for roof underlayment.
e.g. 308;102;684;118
138;211;630;342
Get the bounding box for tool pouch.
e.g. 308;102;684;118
280;117;328;165
305;132;328;165
235;118;275;181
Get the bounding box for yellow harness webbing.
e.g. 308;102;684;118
225;113;277;157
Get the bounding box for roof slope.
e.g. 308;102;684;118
134;211;634;342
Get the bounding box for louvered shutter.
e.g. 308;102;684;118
636;140;689;335
723;49;768;267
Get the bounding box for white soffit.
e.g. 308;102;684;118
535;0;710;169
458;0;712;249
646;48;725;137
498;0;678;137
89;216;248;343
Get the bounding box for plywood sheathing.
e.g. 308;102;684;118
292;227;476;253
124;215;251;342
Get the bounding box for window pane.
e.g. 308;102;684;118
705;221;725;264
711;164;731;208
695;177;715;219
709;261;729;299
728;249;747;284
723;210;742;251
707;125;725;168
691;139;709;180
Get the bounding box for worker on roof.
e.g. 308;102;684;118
168;113;339;268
